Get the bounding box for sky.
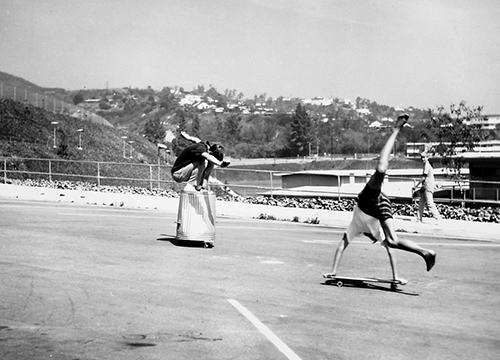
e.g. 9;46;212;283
1;0;500;113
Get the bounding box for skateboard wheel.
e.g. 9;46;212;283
391;284;398;291
336;281;343;287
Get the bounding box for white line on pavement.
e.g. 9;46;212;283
58;212;165;219
227;299;302;360
303;240;500;247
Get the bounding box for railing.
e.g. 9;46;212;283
1;157;500;205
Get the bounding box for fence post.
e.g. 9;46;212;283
3;158;6;184
157;162;161;190
149;165;153;191
337;175;341;201
97;162;101;187
269;171;273;198
49;160;52;182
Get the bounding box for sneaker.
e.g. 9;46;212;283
395;113;409;129
396;277;408;285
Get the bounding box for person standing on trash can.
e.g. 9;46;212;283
171;132;230;191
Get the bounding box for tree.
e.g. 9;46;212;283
191;114;200;138
73;93;84;105
143;115;165;144
171;109;191;155
428;101;487;177
289;103;312;156
224;114;241;144
158;87;178;113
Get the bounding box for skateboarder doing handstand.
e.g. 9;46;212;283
329;114;436;283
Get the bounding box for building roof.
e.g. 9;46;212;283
274;168;469;178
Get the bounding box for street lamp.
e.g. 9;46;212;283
157;143;168;188
128;141;134;159
157;143;168;164
77;129;83;150
121;136;128;158
51;121;59;148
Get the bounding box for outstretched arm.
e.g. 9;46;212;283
330;233;349;275
201;152;230;167
181;131;202;144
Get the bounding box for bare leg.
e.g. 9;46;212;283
331;233;349;275
193;160;207;190
381;219;436;271
201;161;215;189
367;114;408;191
382;241;408;283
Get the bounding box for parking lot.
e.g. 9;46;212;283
1;199;499;359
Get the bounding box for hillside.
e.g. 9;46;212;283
0;97;163;164
0;71;65;95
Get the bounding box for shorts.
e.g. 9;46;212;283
345;205;385;244
171;160;205;185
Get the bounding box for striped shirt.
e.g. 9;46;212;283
357;184;393;221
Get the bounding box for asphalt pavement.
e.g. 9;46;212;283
1;184;499;359
1;183;498;242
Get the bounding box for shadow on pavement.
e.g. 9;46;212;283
157;235;214;248
321;281;419;296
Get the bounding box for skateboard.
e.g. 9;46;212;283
159;234;214;248
323;274;404;291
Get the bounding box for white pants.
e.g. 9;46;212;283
418;190;441;220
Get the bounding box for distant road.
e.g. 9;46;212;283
227;155;371;167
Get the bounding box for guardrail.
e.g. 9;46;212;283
1;157;499;205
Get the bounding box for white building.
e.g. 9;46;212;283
469;114;500;130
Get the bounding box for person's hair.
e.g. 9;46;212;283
209;143;224;161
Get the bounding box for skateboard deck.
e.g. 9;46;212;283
159;234;214;248
323;274;404;290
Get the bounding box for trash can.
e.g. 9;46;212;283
176;190;216;243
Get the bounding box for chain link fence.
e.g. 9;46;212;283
0;82;112;127
1;157;500;205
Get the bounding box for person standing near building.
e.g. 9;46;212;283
415;151;441;222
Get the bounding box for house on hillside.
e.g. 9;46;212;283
303;97;334;106
369;121;382;129
356;108;371;116
83;99;100;104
